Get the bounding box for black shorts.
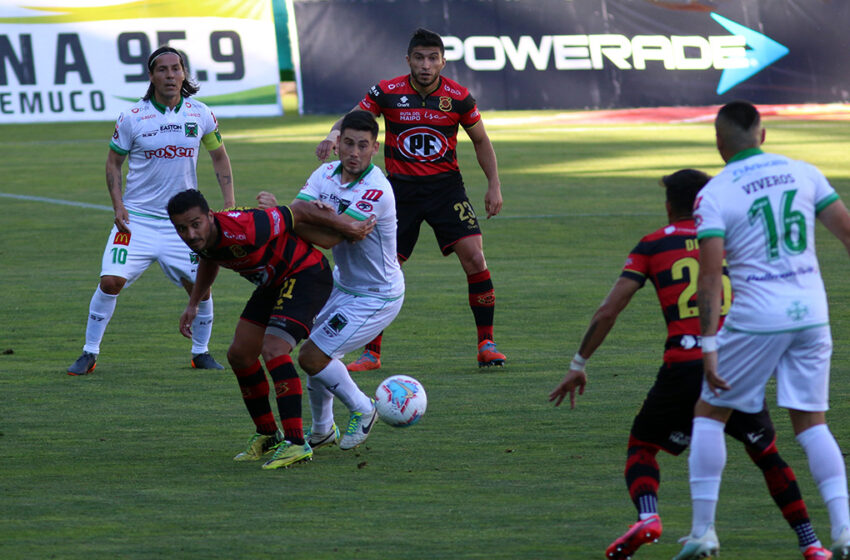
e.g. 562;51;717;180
391;173;482;261
239;262;333;346
631;360;776;456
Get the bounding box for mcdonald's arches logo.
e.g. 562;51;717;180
113;232;131;246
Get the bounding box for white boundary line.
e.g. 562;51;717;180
0;192;660;220
0;193;112;211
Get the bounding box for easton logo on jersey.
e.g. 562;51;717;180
397;127;448;162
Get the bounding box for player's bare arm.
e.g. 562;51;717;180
290;199;375;242
549;277;641;408
105;149;129;232
696;236;729;394
465;121;502;218
315;106;359;161
180;258;219;339
817;199;850;256
209;144;235;208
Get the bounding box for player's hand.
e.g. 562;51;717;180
316;137;338;161
256;191;277;209
346;215;376;242
702;351;730;395
549;369;587;409
114;207;130;233
179;306;198;339
484;185;503;218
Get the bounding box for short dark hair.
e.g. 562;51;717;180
143;45;200;101
341;110;379;140
167;189;209;217
661;169;711;215
408;28;444;56
716;100;761;131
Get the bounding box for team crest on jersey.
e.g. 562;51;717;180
113;232;131;245
439;96;452;111
189;253;199;264
230;246;247;258
184;122;198;137
356;201;373;213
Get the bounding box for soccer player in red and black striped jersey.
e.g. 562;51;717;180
167;189;375;470
549;170;829;560
316;27;505;370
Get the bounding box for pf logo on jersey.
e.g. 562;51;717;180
397;127;448;162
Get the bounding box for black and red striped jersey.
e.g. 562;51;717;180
199;206;326;288
621;218;730;364
358;74;481;181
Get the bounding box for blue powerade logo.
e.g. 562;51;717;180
444;13;789;95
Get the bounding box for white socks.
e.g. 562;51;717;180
797;423;850;540
307;375;335;435
311;359;372;416
191;296;214;355
689;417;726;537
82;285;118;354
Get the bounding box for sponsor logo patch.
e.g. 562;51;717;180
113;232;131;245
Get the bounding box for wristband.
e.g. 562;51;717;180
701;335;718;352
570;352;587;372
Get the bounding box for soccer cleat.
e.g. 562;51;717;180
605;514;662;559
804;545;834;560
68;352;97;376
346;349;381;372
233;430;283;461
191;352;225;370
832;526;850;560
261;441;313;470
338;399;378;450
672;525;719;560
306;424;340;450
477;339;506;368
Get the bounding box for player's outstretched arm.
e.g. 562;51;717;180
180;259;219;339
106;149;129;232
209;145;235;208
466;121;502;218
290;199;375;242
549;276;641;408
818;199;850;257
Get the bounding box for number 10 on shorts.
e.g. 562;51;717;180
110;247;127;264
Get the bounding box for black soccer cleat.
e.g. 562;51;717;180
191;352;224;370
68;351;97;376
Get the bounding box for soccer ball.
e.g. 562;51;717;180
374;375;427;427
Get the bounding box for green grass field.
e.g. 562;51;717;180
2;108;850;559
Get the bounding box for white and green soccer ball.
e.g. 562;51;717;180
374;375;427;427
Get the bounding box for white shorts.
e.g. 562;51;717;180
701;325;832;413
310;289;404;359
99;214;197;287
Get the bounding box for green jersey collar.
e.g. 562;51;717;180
727;147;763;165
332;162;374;189
150;96;183;114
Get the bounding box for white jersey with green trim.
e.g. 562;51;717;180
298;161;404;300
109;97;222;218
694;149;839;333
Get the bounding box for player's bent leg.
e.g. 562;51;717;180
68;276;126;375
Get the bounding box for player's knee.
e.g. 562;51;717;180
298;342;328;375
99;275;126;295
226;345;254;370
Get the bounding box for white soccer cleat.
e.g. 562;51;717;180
832;526;850;559
338;400;378;450
672;525;719;560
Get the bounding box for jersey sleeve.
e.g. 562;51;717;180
108;112;133;155
295;165;326;203
695;188;725;240
357;83;384;117
809;163;840;214
620;241;649;287
458;93;482;129
200;109;223;151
